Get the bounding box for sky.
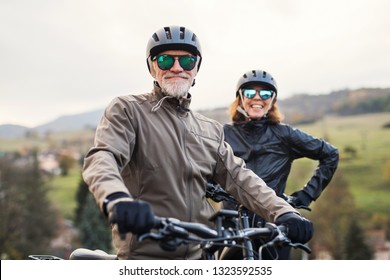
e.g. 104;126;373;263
1;0;390;127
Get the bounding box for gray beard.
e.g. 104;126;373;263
161;78;191;99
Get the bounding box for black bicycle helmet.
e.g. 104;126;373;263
146;25;202;72
236;70;278;96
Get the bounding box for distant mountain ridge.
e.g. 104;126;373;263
279;87;390;123
0;109;104;139
34;109;104;133
1;87;389;139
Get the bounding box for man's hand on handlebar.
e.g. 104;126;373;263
275;212;314;244
107;198;155;238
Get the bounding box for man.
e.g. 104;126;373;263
82;25;313;260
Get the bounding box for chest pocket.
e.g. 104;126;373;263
185;131;220;176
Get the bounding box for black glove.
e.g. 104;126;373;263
284;190;312;210
275;212;314;244
109;200;155;236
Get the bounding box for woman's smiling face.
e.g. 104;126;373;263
240;84;275;120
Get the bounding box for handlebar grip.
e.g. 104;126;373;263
153;216;163;228
277;224;287;233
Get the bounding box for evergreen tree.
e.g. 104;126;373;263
74;174;89;225
0;150;58;259
343;217;374;259
74;175;112;253
77;195;112;252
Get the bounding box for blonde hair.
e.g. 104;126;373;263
228;96;284;124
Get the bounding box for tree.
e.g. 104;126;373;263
74;175;112;253
0;150;58;259
77;195;112;252
58;153;76;176
310;170;356;259
74;174;90;225
343;217;373;259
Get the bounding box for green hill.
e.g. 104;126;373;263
286;112;390;217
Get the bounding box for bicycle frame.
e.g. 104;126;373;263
205;207;259;260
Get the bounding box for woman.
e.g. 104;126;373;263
223;69;339;259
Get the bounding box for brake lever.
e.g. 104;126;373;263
290;242;312;254
138;221;190;243
138;232;163;242
263;223;290;247
262;224;311;255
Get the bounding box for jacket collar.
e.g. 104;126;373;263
151;82;192;113
235;118;268;131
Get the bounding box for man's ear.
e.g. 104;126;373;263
147;57;157;78
149;62;157;78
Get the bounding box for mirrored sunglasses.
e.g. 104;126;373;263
152;54;197;71
242;89;274;100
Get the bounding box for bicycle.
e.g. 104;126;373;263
29;183;311;260
139;212;310;260
29;212;310;260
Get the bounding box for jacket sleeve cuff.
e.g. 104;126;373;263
103;192;132;216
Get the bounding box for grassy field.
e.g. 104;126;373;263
46;167;82;220
286;112;390;216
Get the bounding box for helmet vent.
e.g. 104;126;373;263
262;71;267;78
252;70;257;77
180;27;185;39
164;27;172;39
152;33;159;42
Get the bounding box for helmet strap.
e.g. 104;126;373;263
237;105;251;120
237;90;251;120
263;94;275;118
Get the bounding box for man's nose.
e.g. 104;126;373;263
169;58;183;72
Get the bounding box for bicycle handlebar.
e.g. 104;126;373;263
139;216;311;256
140;216;218;241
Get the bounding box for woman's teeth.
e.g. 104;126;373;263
251;104;263;109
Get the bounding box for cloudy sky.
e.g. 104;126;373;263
1;0;389;127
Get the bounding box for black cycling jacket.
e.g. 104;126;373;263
223;119;339;200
